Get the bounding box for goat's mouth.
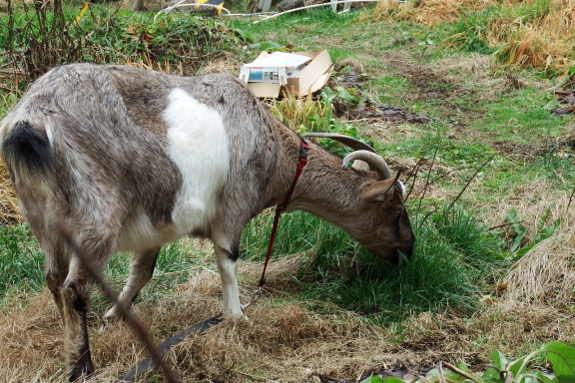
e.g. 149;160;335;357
396;246;413;264
373;246;412;264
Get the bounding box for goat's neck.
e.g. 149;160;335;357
282;140;373;228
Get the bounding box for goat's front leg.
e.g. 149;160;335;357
213;236;243;318
103;246;161;325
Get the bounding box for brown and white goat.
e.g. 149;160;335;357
0;63;414;381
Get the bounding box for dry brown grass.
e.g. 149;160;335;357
0;258;407;382
0;161;21;225
356;0;497;27
2;223;575;382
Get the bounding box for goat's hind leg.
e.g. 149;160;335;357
61;233;116;381
102;246;161;326
44;240;70;323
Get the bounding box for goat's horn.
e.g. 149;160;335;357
342;150;393;180
304;132;376;153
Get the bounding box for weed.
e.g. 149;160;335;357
0;224;44;300
504;206;562;259
362;341;575;383
0;3;245;87
442;8;497;55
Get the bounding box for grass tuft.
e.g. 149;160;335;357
241;205;506;325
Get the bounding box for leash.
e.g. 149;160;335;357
115;314;223;382
242;139;309;310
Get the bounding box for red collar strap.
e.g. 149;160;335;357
258;139;309;288
278;140;309;212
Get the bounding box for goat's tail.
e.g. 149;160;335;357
2;120;51;182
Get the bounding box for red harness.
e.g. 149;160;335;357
257;140;310;288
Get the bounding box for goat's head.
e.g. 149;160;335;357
342;150;415;263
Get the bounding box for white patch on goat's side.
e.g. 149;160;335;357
163;88;230;236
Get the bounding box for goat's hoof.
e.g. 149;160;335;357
99;314;118;333
69;363;94;382
223;310;246;320
223;311;250;325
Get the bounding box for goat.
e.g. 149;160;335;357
0;63;414;381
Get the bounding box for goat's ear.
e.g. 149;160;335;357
363;170;402;203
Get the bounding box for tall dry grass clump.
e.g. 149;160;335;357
489;0;575;69
357;0;497;26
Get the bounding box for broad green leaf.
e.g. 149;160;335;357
491;349;509;371
517;243;535;257
532;371;553;383
537;206;554;232
483;367;503;380
542;342;575;383
336;86;360;105
427;366;463;382
508;355;528;375
234;28;254;43
543;99;560;110
533;219;562;243
511;227;527;252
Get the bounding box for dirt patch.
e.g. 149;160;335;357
492;141;545;163
405;65;453;100
328;63;431;124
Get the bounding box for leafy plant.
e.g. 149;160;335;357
359;342;575;383
505;206;562;258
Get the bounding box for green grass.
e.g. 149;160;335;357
92;239;211;316
0;225;45;301
479;89;564;141
240;206;506;325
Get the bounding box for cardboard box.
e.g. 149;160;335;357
239;49;334;98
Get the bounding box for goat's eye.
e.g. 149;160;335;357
395;209;401;215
